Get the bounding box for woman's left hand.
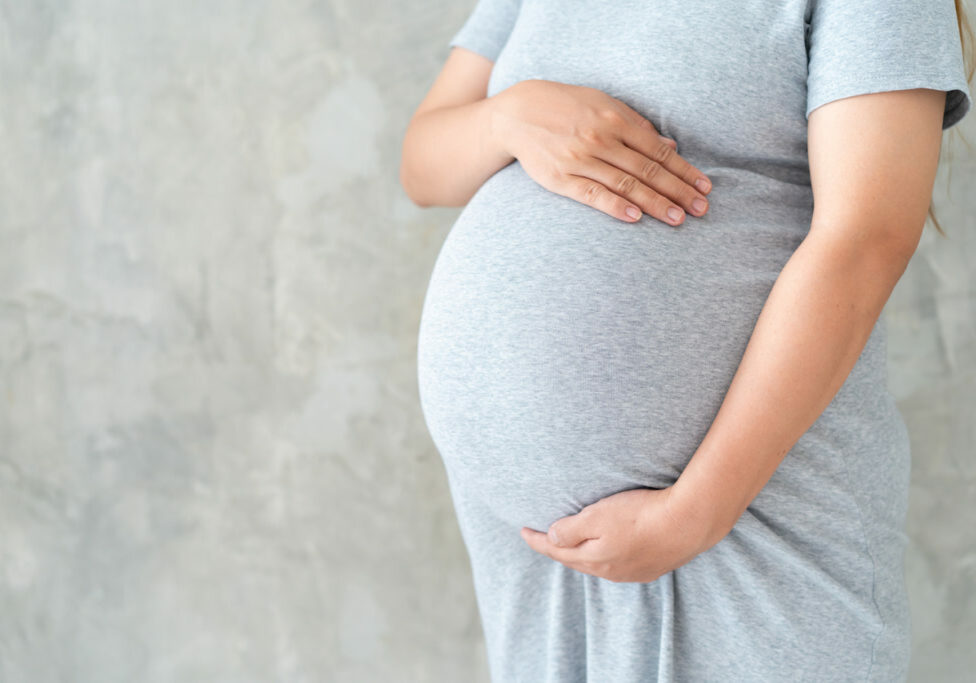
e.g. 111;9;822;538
519;486;712;583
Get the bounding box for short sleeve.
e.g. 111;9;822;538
447;0;522;62
805;0;973;129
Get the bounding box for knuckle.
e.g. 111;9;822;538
578;125;602;145
564;146;584;162
598;107;626;127
639;159;662;181
581;181;604;205
614;173;638;196
650;140;675;164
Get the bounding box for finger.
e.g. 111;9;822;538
564;161;685;227
609;99;665;140
547;513;598;548
520;527;580;563
591;142;710;219
521;527;556;558
605;99;688;176
606;100;680;156
521;529;607;578
619;126;712;196
559;174;649;224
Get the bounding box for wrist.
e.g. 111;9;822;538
668;467;739;552
486;81;525;163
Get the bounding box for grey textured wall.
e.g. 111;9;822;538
0;1;972;681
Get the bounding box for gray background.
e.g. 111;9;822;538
0;1;972;681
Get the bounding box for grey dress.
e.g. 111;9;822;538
416;0;973;680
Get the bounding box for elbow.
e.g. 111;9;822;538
810;212;923;266
862;218;925;267
882;219;925;262
399;160;432;208
399;127;429;207
399;162;472;209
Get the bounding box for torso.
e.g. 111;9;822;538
417;0;898;534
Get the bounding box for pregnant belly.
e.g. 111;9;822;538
417;162;812;533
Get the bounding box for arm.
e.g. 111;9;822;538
669;88;949;550
402;51;710;219
400;47;515;207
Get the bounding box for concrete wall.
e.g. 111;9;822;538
0;1;972;680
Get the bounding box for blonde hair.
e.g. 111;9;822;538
930;0;975;236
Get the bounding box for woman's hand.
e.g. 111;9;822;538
490;79;712;226
519;486;713;583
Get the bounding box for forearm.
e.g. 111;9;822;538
400;92;515;208
670;228;915;550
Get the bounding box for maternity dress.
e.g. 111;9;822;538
416;0;973;680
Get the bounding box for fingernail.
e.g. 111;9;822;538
548;528;561;545
667;207;683;223
695;178;711;193
692;198;707;214
625;206;641;220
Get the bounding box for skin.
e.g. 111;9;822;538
402;47;948;583
489;78;713;225
522;87;947;582
401;47;710;225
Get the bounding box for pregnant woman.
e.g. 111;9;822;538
402;0;973;680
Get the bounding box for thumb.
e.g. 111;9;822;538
547;514;592;548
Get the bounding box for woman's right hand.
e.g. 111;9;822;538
489;79;712;226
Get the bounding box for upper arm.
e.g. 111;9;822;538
411;0;521;120
807;88;946;253
411;47;495;122
803;0;973;253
